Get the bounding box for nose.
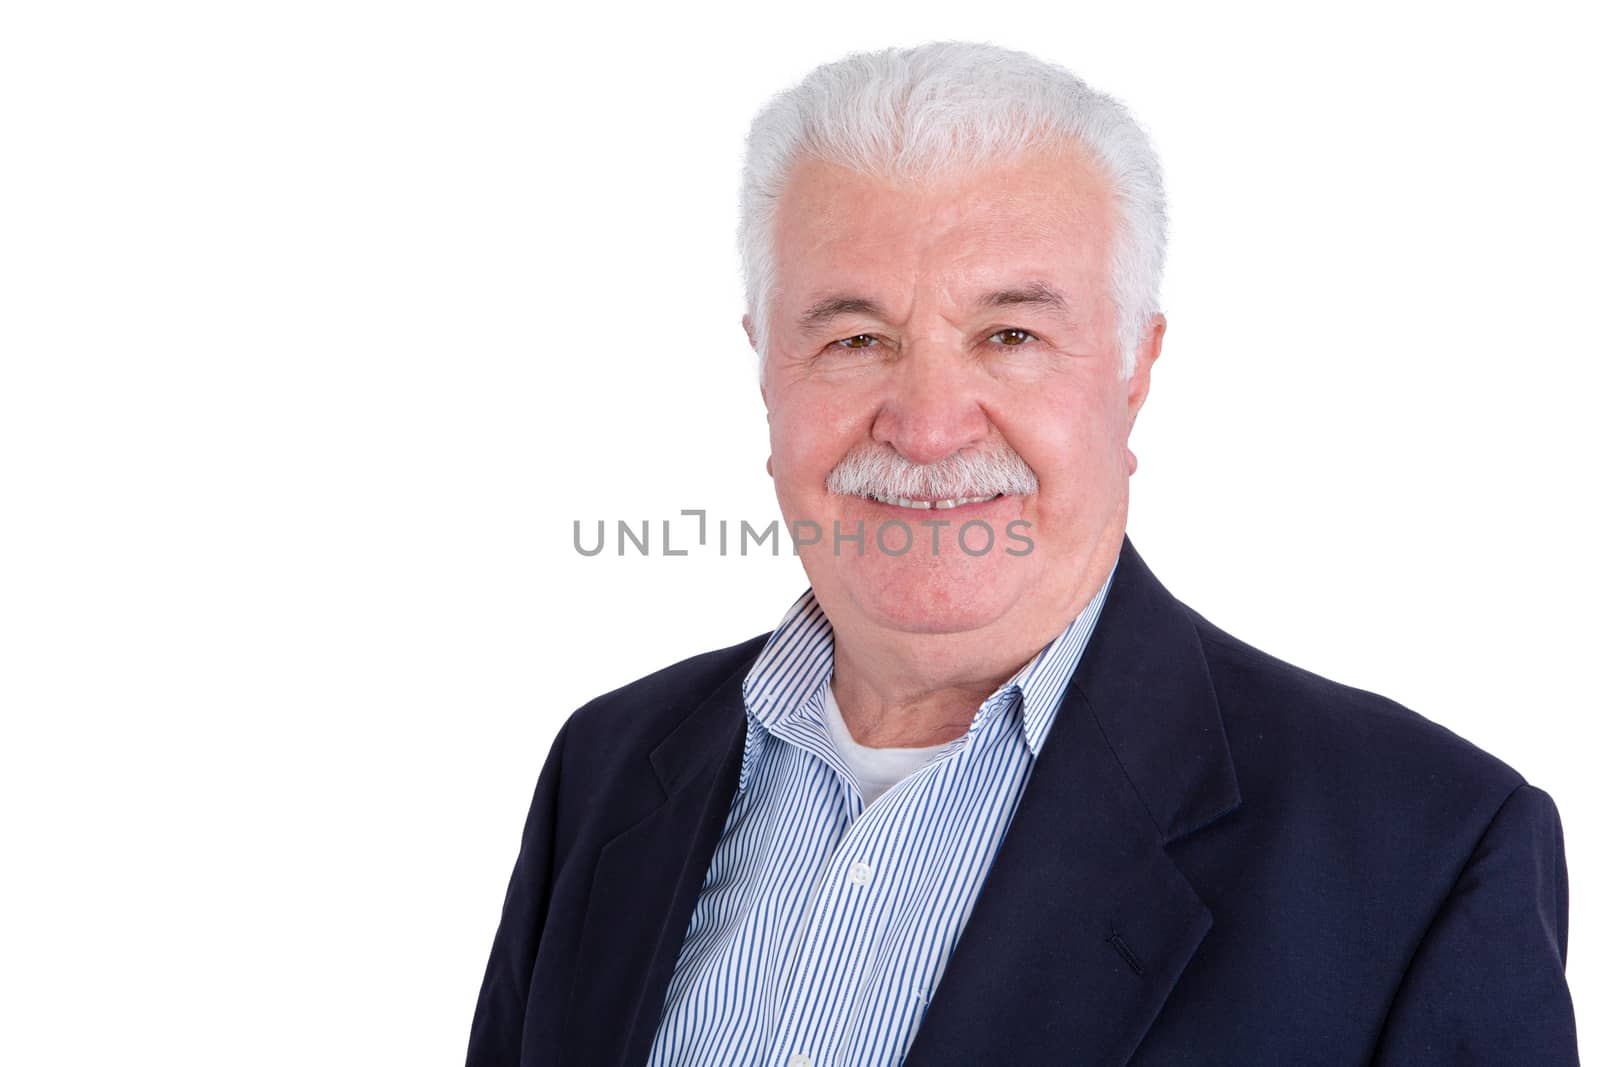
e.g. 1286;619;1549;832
870;345;992;466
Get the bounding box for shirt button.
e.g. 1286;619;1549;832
788;1055;812;1067
848;861;873;887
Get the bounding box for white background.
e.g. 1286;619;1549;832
2;1;1594;1062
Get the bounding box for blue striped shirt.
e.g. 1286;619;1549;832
645;569;1115;1066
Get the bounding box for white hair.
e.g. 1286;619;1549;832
826;438;1040;503
738;41;1167;379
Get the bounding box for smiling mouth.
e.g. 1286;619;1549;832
866;492;1004;510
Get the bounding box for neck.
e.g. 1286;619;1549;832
826;533;1122;749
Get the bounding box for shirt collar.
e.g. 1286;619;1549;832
738;562;1117;791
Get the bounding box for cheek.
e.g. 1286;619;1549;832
1002;388;1128;498
769;388;872;480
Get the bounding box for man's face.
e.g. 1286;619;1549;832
758;143;1161;640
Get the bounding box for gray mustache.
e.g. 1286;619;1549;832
825;442;1039;501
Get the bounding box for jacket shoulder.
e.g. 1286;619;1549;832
559;632;770;763
1185;608;1526;812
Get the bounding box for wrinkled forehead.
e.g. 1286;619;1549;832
770;143;1118;321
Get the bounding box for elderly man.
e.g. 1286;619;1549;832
466;42;1577;1066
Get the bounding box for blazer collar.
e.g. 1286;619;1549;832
566;655;756;1067
903;536;1242;1064
1068;536;1242;843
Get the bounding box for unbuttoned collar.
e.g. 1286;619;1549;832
737;565;1116;792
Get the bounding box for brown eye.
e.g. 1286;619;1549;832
989;328;1037;347
835;334;878;350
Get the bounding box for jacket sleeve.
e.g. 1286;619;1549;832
1371;782;1578;1065
465;721;571;1067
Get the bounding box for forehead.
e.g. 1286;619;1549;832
772;143;1116;307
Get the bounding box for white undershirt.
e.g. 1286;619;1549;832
822;682;950;807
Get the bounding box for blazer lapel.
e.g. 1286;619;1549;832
904;539;1242;1066
561;659;754;1067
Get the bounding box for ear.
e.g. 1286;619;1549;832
1124;314;1166;476
754;317;771;473
747;313;772;414
1126;313;1166;427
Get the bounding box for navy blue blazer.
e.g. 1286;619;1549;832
467;539;1577;1065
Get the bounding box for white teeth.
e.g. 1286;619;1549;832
871;493;1001;509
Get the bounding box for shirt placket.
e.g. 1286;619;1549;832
757;689;1019;1067
762;711;989;1067
763;766;902;1067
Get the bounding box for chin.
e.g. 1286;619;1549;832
822;550;1030;636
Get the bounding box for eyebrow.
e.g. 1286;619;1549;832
797;295;887;333
976;281;1072;315
795;281;1073;334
